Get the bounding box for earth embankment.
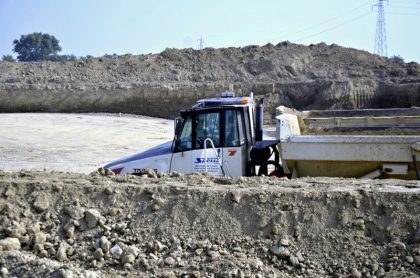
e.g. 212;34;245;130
0;170;419;277
1;43;420;121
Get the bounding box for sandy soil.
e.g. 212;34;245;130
0;113;173;173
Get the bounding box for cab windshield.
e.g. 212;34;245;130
177;109;244;151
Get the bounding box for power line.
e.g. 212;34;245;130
373;0;388;57
389;4;420;10
387;11;420;16
392;0;420;5
272;0;372;42
293;12;371;42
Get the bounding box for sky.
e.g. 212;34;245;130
0;0;419;62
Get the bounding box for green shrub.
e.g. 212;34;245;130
161;48;184;63
2;55;16;62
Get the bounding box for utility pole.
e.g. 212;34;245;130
373;0;388;57
198;36;205;50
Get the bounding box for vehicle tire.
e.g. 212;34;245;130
258;160;285;177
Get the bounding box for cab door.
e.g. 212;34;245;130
190;112;224;175
221;109;247;176
171;111;224;175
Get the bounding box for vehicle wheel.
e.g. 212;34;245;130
258;161;285;177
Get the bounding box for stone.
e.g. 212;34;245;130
123;263;132;271
414;229;420;243
66;246;74;256
0;237;21;251
64;205;85;220
0;267;8;276
351;268;362;278
149;253;158;261
98;216;107;226
414;256;420;266
125;245;140;257
110;244;123;259
152;240;166;253
376;267;385;277
289;256;299;266
104;187;113;195
296;251;305;262
231;192;241;203
27;222;41;234
34;232;47;244
121;254;135;264
270;246;290;259
395;241;406;251
84;209;102;228
353;219;365;230
99;236;111;252
38;249;48;258
5;222;26;238
370;263;379;273
63;222;75;238
33;195;49;212
406;256;414;263
33;243;44;252
207;250;220;261
56;242;70;262
153;197;165;206
144;168;157;178
164;256;176;266
93;248;104;260
115;222;127;231
151;204;160;211
280;237;290;247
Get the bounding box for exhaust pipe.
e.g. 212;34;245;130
256;98;264;141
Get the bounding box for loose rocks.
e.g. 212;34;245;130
84;209;102;228
0;170;419;277
0;238;21;251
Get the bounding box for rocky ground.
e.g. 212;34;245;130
0;169;419;277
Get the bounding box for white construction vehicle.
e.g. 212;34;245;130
105;92;420;180
104;92;283;177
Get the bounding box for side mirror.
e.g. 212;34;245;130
174;117;183;142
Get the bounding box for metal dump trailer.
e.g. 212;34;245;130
276;106;420;179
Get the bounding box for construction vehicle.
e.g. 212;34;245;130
104;92;283;177
104;92;420;179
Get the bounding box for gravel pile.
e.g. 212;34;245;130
0;170;419;277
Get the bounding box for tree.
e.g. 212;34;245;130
13;32;62;61
2;55;16;62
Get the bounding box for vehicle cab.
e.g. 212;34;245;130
171;92;255;176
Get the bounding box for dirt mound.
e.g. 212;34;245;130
0;42;419;118
0;170;419;277
1;42;419;87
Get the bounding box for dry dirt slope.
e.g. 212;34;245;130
0;170;419;277
0;42;419;118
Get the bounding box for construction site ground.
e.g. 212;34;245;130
0;113;419;277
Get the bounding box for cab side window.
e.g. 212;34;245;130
237;111;245;145
224;110;240;147
179;116;192;150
